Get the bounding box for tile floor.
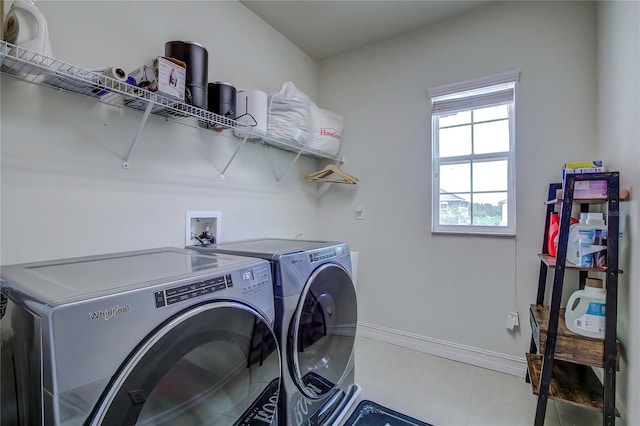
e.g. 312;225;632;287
340;336;604;426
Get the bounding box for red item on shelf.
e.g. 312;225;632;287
548;212;559;257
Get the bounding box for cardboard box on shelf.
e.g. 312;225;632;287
129;57;186;101
573;179;608;199
561;161;607;199
563;160;603;169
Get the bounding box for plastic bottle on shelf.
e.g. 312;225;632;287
3;0;54;57
579;213;607;267
566;213;588;264
547;212;559;257
567;212;606;266
577;229;595;267
565;278;606;339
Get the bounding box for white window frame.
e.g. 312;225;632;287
428;70;520;236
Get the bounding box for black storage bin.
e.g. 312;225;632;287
165;41;208;109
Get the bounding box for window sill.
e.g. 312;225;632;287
431;230;516;238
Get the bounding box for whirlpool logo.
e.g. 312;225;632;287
88;305;130;321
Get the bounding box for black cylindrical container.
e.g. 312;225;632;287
165;41;208;109
207;82;237;119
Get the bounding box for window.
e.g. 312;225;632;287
428;70;520;235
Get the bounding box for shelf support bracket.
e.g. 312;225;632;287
275;149;303;183
123;101;154;169
220;135;249;180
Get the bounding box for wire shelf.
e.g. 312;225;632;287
0;41;342;163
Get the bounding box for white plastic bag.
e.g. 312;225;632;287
304;102;343;155
267;81;310;142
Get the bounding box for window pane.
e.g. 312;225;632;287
473;160;508;192
439;193;471;225
472;192;508;226
439;125;471;157
474;120;509;154
440;162;470;193
474;105;508;122
430;75;517;235
439;111;471;127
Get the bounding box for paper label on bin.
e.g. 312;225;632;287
576;302;606;333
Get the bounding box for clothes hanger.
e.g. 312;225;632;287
308;164;358;183
304;164;359;184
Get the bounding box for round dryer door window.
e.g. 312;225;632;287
288;263;357;399
88;302;281;426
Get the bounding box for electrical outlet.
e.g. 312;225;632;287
355;206;365;220
185;211;221;246
506;312;519;330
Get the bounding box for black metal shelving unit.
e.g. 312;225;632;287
526;172;620;426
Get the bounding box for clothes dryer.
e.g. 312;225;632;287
189;239;360;426
0;248;281;426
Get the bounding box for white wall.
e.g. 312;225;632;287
317;1;598;365
1;1;322;265
4;0;634;420
597;2;640;423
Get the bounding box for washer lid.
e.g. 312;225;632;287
205;238;337;258
0;248;259;306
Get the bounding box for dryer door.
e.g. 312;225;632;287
87;301;280;426
1;339;36;426
288;263;357;399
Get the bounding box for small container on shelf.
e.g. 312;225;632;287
547;212;559;257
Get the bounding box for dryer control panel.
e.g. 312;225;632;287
309;245;343;263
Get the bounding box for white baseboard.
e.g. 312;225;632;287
357;322;528;378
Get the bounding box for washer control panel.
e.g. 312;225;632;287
153;264;271;308
241;264;270;294
154;274;232;308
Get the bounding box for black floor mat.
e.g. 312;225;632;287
343;400;433;426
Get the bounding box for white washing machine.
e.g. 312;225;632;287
189;239;360;426
0;247;281;425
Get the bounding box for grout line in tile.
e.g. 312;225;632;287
552;399;561;426
463;382;474;426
